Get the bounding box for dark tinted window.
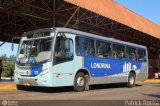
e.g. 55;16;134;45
54;33;74;64
138;49;146;62
113;44;125;60
126;47;137;61
76;36;95;57
96;40;112;58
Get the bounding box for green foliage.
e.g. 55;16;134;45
1;62;15;77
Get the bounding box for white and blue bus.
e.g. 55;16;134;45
14;27;148;91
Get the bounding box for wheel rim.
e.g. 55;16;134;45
129;76;134;85
77;76;85;87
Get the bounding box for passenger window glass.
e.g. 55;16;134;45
96;41;112;58
138;49;146;62
54;33;73;64
126;47;137;61
113;44;125;60
76;36;95;57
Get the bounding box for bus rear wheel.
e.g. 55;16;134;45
74;72;86;92
127;72;135;88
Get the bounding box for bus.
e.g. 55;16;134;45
14;27;148;91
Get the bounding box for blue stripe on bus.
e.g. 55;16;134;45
84;57;142;77
31;64;43;76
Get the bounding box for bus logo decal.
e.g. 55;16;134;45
91;62;111;69
123;62;137;73
84;57;142;77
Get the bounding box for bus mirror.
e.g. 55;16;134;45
65;39;70;49
11;37;15;51
60;33;66;38
11;37;20;51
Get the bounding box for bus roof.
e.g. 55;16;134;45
22;27;147;49
56;27;147;49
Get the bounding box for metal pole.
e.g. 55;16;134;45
64;7;80;27
53;0;55;27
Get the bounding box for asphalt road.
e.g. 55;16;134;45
0;83;160;106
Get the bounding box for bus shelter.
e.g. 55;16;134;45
0;0;159;59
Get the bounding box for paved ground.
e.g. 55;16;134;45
0;80;160;106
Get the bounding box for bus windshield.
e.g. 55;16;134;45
17;37;53;64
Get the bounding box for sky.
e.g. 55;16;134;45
0;0;160;57
0;41;19;57
115;0;160;26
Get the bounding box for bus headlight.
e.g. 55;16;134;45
40;67;51;76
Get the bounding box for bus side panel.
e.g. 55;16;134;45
83;57;143;85
52;56;83;87
90;73;128;85
135;63;148;82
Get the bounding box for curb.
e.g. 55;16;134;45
0;83;17;90
0;79;160;90
0;85;17;90
136;79;160;84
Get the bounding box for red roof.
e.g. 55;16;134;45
65;0;160;39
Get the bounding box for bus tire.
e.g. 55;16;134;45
127;72;135;88
74;72;86;92
16;85;25;90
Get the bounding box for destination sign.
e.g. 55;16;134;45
26;32;50;38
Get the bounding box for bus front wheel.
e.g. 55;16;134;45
16;85;25;90
127;72;135;88
74;72;86;92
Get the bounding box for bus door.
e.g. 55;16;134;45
53;32;75;86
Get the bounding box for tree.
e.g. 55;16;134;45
2;62;15;77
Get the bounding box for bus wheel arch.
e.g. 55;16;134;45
130;70;136;77
127;70;136;88
74;69;90;92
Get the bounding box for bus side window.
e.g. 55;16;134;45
126;47;137;61
55;36;73;58
65;39;74;58
76;36;82;56
55;36;65;57
138;49;146;62
54;33;74;64
76;36;95;57
113;50;117;59
96;41;104;58
113;44;125;60
132;49;137;61
96;41;112;58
